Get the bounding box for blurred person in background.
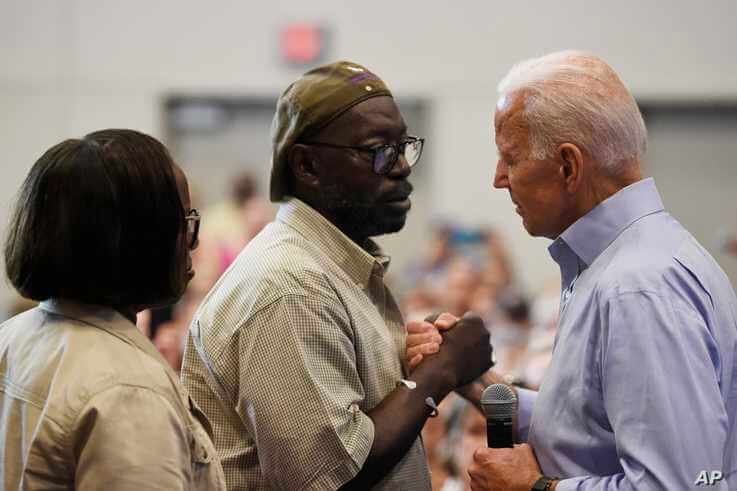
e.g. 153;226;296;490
455;401;490;490
199;171;273;278
211;172;273;274
403;222;455;290
442;257;482;317
481;227;514;292
723;229;737;259
153;290;204;373
0;129;225;490
402;223;516;324
519;279;561;390
401;283;441;322
488;288;532;383
181;60;492;490
189;172;273;299
421;395;467;491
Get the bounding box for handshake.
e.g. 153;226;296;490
404;312;494;394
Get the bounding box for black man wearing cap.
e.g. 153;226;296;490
181;61;492;490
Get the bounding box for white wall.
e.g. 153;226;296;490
2;0;736;307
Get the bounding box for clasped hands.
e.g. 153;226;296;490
406;312;459;371
405;312;547;491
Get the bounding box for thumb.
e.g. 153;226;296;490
473;447;493;463
434;312;459;330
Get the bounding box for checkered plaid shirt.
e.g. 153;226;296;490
181;198;431;490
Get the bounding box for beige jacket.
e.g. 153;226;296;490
0;299;226;490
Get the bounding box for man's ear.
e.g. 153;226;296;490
288;144;320;190
557;143;584;194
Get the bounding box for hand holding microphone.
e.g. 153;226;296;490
468;385;550;491
481;383;517;448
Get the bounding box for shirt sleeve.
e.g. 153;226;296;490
237;293;375;490
556;290;728;490
516;387;537;443
73;385;193;490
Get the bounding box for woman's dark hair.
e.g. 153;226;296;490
4;129;188;308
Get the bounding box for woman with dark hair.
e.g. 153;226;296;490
0;129;225;489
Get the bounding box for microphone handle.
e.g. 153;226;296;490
487;418;514;448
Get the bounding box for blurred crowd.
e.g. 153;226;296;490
394;223;560;490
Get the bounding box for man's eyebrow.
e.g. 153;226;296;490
360;125;409;143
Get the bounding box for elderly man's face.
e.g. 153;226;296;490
492;93;569;239
309;96;413;240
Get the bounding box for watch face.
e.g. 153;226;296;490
532;476;553;491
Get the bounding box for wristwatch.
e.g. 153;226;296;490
532;475;557;490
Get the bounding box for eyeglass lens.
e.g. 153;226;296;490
186;211;200;249
373;139;423;174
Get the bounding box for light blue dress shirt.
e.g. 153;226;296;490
516;178;737;490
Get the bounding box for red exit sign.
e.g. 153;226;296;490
280;23;327;65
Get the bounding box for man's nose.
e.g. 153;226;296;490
390;153;412;179
493;160;508;189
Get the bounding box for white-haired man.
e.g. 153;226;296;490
408;51;737;490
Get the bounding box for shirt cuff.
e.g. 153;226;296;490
303;409;375;490
516;387;537;442
552;476;587;491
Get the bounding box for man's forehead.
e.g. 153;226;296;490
495;134;518;155
321;96;406;139
352;96;403;123
496;93;528;134
494;116;529;157
496;93;513;113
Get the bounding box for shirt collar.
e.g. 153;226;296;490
549;177;665;277
38;298;168;366
276;198;391;287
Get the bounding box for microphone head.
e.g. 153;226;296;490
480;383;517;420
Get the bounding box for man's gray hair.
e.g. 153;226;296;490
497;50;647;173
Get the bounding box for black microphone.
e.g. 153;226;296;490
480;383;517;448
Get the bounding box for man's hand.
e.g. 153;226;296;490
468;444;544;491
346;314;487;489
405;313;459;371
435;312;492;387
406;320;442;370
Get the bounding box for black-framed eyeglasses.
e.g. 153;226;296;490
301;136;425;175
185;208;200;250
